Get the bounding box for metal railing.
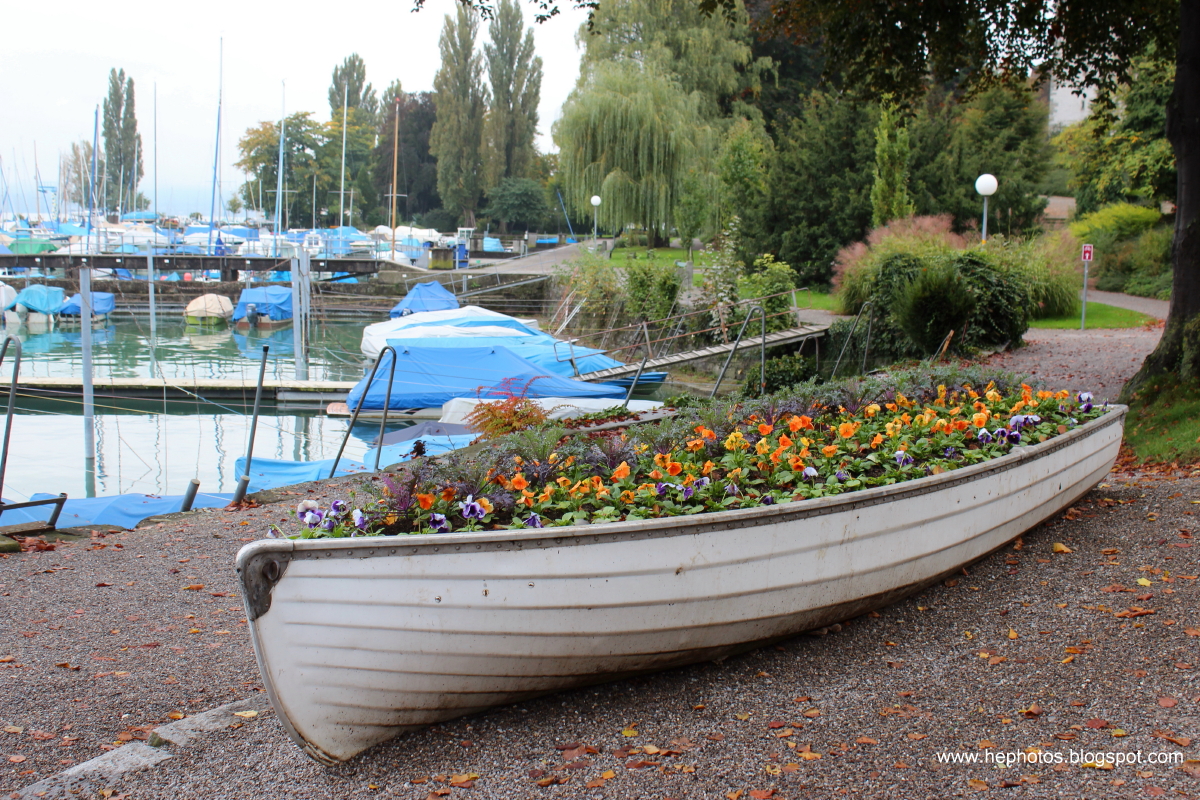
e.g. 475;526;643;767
0;335;68;525
830;301;874;379
710;305;766;398
329;346;399;478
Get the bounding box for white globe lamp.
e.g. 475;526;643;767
590;195;601;243
975;174;998;241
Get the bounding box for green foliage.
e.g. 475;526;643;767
235;112;326;225
101;68;142;212
699;217;745;331
485;177;549;231
431;6;487;226
419;208;458;232
624;258;682;322
1053;55;1176;214
555;251;624;321
952;251;1031;348
1093;224;1174;299
329;54;379;125
739;254;797;332
482;0;542;189
985;232;1081;319
1070;202;1161;241
870;101;914;228
578;0;773;122
554;61;715;239
892;259;978;354
673;169;713;259
756;93;877;286
741;352;817;396
373;91;442;220
1124;374;1200;464
717;118;772;228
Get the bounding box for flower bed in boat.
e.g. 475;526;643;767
271;366;1107;538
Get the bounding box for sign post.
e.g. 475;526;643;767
1081;243;1094;330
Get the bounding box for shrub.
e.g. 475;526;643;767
1069;202;1161;243
892;258;979;355
624;259;682;322
952;252;1031;347
1094;225;1173;300
462;378;553;439
738;254;798;332
741;352;818;396
833;215;966;313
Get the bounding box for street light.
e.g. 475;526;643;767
590;195;601;245
975;174;998;242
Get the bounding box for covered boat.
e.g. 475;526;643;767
13;285;65;316
238;406;1126;764
344;345;626;411
59;291;116;317
185;293;235;326
361;306;542;358
389;281;459;317
233;287;292;329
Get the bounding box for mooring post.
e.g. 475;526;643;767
180;479;201;512
232;345;269;505
0;336;23;510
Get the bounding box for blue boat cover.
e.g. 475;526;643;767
233;286;293;321
384;335;623;377
0;492;232;529
232;431;478;492
60;292;116;315
115;269;133;280
346;345;626;410
121;211;158;222
483;237;505;252
54;222;89;236
389;281;459;317
14;285;65;314
0;243;11;255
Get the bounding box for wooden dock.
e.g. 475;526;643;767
579;324;828;381
7;377;357;409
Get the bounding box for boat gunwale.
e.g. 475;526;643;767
237;404;1126;570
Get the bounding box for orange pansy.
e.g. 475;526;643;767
416;493;434;510
611;461;631;481
510;473;529;492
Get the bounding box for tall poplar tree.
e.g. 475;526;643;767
482;0;543;188
101;69;142;212
329;54;380;126
431;6;488;227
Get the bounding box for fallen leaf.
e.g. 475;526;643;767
585;778;606;788
1185;628;1200;637
449;773;479;787
735;713;750;721
1152;730;1191;746
725;792;744;800
535;775;568;787
8;755;26;763
1137;578;1154;587
1082;760;1114;770
94;583;112;587
1052;542;1073;554
978;740;996;749
1008;628;1018;640
748;791;775;799
182;584;205;591
3;727;22;734
0;657;13;663
232;710;258;718
54;662;80;671
856;737;878;745
967;778;988;791
601;770;615;779
906;733;927;740
1157;697;1177;708
802;708;821;718
1021;703;1043;718
621;727;638;737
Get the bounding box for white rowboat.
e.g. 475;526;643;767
237;406;1126;764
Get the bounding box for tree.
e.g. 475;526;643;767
721;0;1191;392
373;91;442;220
234;112;325;227
101;68;142;212
329;54;380;125
674;167;713;260
226;196;244;218
554;61;714;243
431;6;488;227
60;141;102;212
578;0;773;122
1054;55;1177;214
483;0;543;188
754;93;877;285
716;117;772;227
485;176;549;231
870;100;914;228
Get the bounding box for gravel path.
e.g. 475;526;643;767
987;327;1163;401
2;474;1198;799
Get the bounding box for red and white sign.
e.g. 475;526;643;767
1082;244;1094;262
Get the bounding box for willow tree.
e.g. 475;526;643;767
554;61;714;243
431;5;488;227
578;0;771;121
483;0;543;188
329;54;380;125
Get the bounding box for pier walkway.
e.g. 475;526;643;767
6;376;356;409
578;323;829;381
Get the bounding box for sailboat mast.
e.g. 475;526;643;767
338;81;347;227
207;38;223;255
273;82;286;259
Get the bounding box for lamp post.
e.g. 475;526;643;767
975;173;998;242
590;195;601;246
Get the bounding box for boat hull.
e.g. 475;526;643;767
238;407;1126;764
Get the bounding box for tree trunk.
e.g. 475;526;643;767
1122;0;1200;399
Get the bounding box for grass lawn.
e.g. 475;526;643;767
1029;302;1156;329
687;266;839;311
1125;375;1200;464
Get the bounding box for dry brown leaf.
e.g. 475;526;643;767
856;736;878;745
967;778;988;791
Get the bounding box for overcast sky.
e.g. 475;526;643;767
0;0;588;219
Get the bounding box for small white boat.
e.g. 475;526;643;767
185;293;234;326
238;406;1126;764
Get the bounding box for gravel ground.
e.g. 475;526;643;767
2;474;1198;799
987;327;1163;401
